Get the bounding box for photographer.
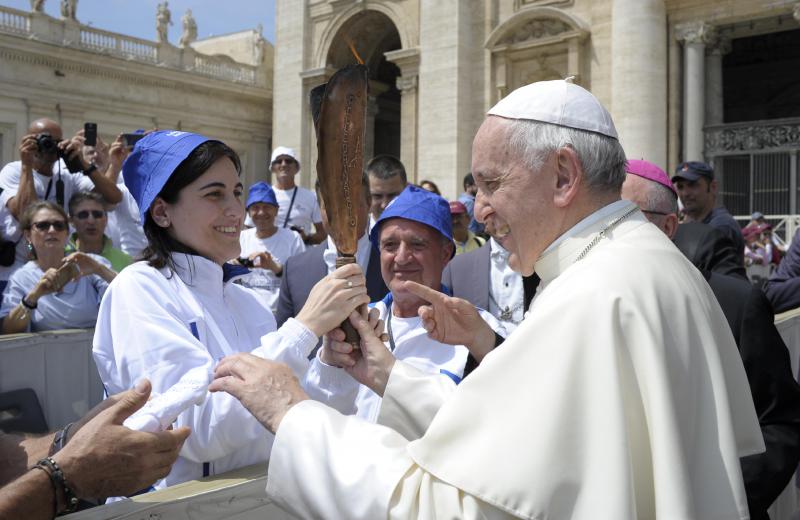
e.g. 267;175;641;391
0;119;122;220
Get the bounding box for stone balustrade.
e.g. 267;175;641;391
0;5;264;86
0;5;28;35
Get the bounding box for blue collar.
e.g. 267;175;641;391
222;262;250;283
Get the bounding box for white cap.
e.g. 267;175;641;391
270;146;300;170
488;80;618;139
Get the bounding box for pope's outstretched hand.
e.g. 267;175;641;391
403;281;497;362
209;354;308;434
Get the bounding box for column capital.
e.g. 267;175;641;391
396;75;418;94
675;21;717;46
384;47;420;78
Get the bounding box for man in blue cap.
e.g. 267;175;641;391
237;182;305;312
301;185;502;426
672;160;745;257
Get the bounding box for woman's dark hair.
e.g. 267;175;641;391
20;201;69;260
140;140;241;271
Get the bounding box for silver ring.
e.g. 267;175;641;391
346;280;353;289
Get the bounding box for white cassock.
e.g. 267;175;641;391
265;201;763;520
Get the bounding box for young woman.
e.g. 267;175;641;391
1;201;115;333
93;131;369;490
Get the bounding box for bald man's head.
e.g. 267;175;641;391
28;118;63;140
622;174;680;239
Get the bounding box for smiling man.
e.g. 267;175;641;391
301;185;501;424
210;80;763;520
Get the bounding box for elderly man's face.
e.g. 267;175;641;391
621;174;679;240
379;218;452;303
471;117;556;276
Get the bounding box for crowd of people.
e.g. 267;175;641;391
0;79;799;520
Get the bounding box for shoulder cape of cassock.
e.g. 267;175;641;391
406;201;763;520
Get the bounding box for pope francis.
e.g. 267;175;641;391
210;80;764;520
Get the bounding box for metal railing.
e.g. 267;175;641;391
734;214;800;246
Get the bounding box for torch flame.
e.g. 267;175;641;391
347;40;364;65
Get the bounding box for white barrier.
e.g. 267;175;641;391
770;309;800;520
65;464;298;520
0;329;103;431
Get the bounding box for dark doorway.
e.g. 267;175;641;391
327;11;401;160
723;28;800;123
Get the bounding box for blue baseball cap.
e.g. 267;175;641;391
246;182;279;209
369;185;453;254
122;130;211;223
672;161;714;183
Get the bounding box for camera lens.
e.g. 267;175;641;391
35;133;57;155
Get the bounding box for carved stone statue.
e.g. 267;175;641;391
179;9;197;47
30;0;45;13
156;1;173;44
60;0;77;20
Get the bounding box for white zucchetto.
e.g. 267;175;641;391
488;79;618;139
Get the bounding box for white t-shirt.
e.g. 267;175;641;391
237;227;306;311
105;175;147;258
274;186;321;235
0;160;95;209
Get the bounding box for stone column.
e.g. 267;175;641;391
385;48;420;182
705;35;730;127
676;21;717;162
299;67;335;186
611;0;667;166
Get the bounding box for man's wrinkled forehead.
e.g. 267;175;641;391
380;217;440;243
29;119;63;139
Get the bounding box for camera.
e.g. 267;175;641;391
35;133;84;173
35;133;59;156
237;257;255;268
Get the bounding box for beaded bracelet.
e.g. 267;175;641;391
32;457;79;515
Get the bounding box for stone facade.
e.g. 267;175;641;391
0;5;273;189
273;0;800;200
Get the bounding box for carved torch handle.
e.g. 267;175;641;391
336;254;362;346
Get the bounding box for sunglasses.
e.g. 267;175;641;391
74;210;105;220
32;220;67;232
272;158;296;166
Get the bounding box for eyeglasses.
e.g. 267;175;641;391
32;220;67;232
272;158;296;166
641;209;670;217
74;210;105;220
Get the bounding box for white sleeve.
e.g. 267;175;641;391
266;400;503;520
252;317;318;377
0;163;21;195
71;171;97;192
92;272;270;464
291;232;306;255
0;190;20;241
377;360;457;440
301;353;360;415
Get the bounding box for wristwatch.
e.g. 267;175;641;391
82;162;98;176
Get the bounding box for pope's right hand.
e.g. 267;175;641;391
295;263;369;337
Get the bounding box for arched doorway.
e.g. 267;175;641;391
327;10;402;160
